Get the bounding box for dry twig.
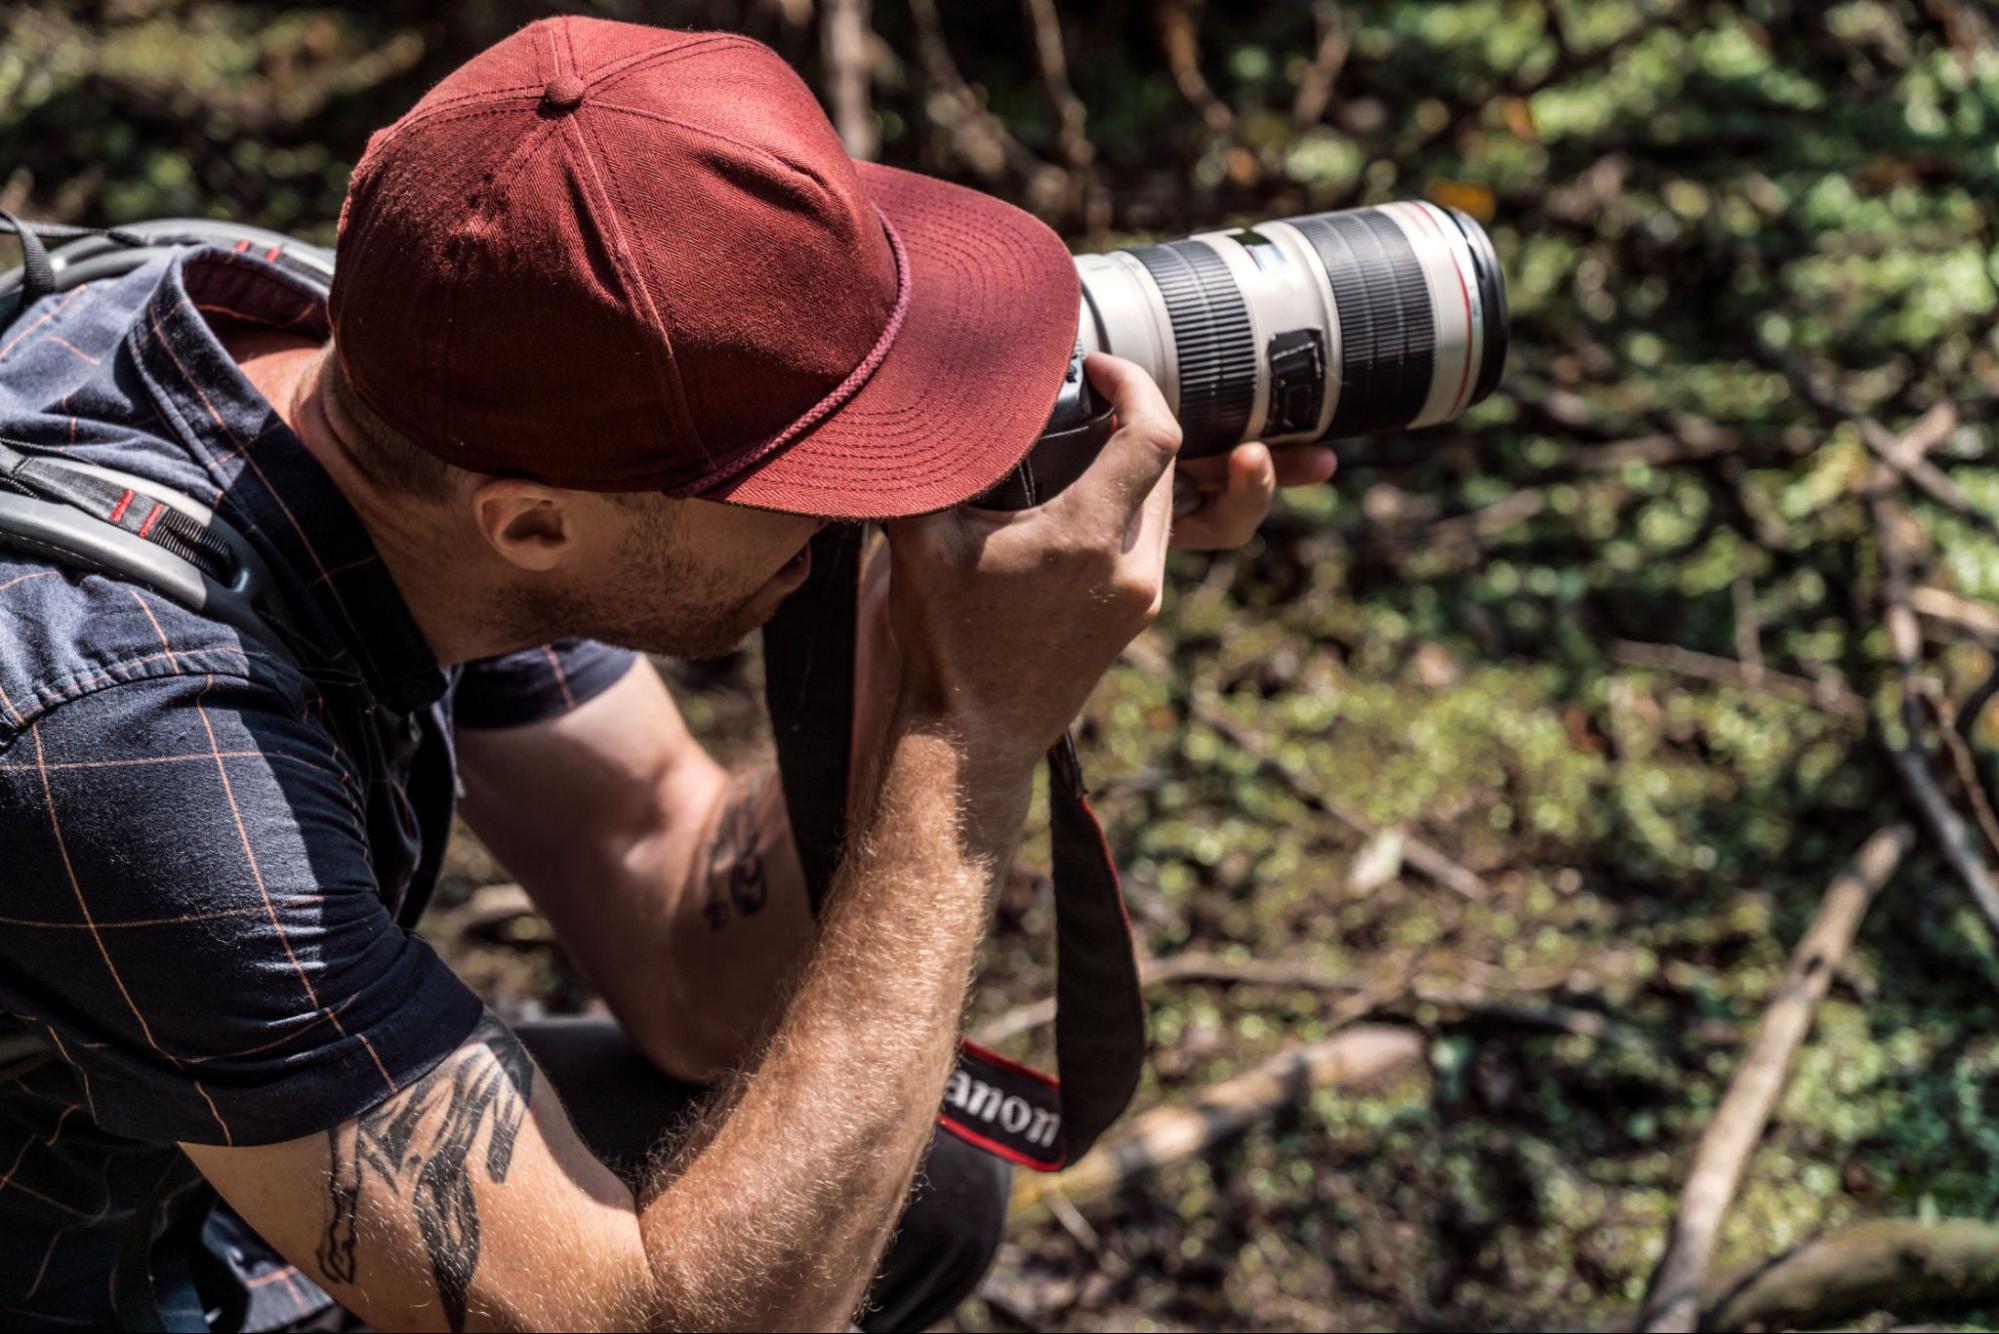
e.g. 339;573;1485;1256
1704;1218;1999;1332
1011;1024;1426;1217
1291;3;1350;128
1121;639;1490;900
975;950;1370;1046
1961;658;1999;747
1870;474;1999;937
1018;0;1106;234
1151;0;1234;133
907;0;1048;184
1919;685;1999;861
1764;350;1991;536
1635;822;1915;1333
819;0;877;160
1911;584;1999;648
1612;639;1865;719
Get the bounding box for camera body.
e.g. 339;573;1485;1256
976;201;1509;511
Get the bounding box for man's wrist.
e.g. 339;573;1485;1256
875;707;1035;866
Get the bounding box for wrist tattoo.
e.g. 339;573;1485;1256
319;1012;534;1333
701;768;774;931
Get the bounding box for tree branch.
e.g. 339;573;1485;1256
1011;1024;1426;1218
819;0;877;160
1636;822;1916;1333
1018;0;1104;231
1121;639;1490;900
975;950;1372;1046
1612;640;1865;719
1870;476;1999;937
1291;3;1350;128
1151;0;1234;133
907;0;1050;184
1704;1218;1999;1332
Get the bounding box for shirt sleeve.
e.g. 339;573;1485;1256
0;670;484;1147
451;638;639;730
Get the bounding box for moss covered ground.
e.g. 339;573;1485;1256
8;0;1999;1327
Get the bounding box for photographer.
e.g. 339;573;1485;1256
0;16;1334;1332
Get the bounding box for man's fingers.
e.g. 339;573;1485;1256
1119;453;1176;618
1067;353;1182;530
1171;442;1275;550
1271;443;1338;488
1178;443;1336;492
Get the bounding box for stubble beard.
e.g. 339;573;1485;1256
493;509;779;662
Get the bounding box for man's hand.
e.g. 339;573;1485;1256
1169;439;1337;550
881;351;1181;785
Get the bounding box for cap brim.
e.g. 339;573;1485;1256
700;163;1080;521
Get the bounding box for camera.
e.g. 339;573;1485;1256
976;201;1510;509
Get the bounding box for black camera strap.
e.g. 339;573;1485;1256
763;526;1145;1170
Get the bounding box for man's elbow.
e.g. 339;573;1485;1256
621;986;766;1086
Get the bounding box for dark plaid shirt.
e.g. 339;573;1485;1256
0;248;635;1329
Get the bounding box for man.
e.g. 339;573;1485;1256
0;17;1334;1332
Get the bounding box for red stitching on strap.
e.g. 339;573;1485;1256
107;490;134;524
936;1115;1062;1171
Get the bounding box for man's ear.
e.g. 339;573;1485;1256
471;478;578;572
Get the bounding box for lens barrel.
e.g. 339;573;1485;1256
1125;241;1259;453
1072;201;1508;456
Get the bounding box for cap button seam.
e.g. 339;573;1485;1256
542;74;587;112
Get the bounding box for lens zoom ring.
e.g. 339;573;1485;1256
1292;211;1435;436
1130;241;1256;453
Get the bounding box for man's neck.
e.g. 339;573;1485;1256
222;329;504;668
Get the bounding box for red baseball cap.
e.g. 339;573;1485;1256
328;17;1080;521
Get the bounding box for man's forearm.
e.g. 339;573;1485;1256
645;764;817;1078
634;720;1027;1330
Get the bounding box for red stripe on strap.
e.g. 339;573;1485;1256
959;1039;1061;1089
107;490;134;524
136;502;166;540
264;245;284;262
936;1115;1063;1171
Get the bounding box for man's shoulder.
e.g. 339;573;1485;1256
0;549;315;749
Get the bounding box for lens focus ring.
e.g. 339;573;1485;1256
1291;211;1435;437
1129;240;1256;454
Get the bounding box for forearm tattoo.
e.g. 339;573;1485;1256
701;768;773;931
319;1012;534;1332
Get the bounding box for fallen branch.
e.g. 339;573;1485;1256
1635;821;1915;1333
1202;704;1489;899
1905;585;1999;742
975;950;1369;1046
1410;983;1650;1047
1961;656;1999;746
1011;1024;1426;1217
1704;1218;1999;1332
1883;737;1999;932
1911;584;1999;649
1920;685;1999;861
1763;349;1993;537
1423;487;1548;548
1613;639;1865;719
1122;639;1490;900
1871;479;1999;937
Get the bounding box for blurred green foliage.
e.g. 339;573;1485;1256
7;0;1999;1328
